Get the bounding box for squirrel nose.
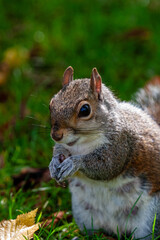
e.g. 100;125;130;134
51;131;63;141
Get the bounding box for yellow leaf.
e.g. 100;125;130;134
3;47;28;68
0;209;39;240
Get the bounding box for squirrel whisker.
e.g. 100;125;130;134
31;123;50;129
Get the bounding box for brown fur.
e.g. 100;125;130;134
145;76;160;89
124;126;160;194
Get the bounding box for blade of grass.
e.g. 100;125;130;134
152;214;156;240
124;193;142;239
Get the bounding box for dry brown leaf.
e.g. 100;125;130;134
43;211;72;229
53;211;65;225
0;209;39;240
122;28;150;41
43;211;66;228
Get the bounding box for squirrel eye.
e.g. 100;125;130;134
78;104;91;118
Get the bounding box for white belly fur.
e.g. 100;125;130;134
69;174;155;238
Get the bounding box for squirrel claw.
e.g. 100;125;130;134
57;157;76;182
49;154;64;179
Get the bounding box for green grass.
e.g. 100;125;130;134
1;0;160;239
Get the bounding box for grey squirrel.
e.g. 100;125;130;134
49;67;160;239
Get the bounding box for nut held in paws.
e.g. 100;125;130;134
59;154;65;163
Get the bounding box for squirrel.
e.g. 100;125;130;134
49;67;160;239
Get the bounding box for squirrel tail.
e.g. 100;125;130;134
135;76;160;126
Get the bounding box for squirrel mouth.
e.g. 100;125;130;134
67;138;79;146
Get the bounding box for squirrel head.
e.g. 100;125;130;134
49;67;118;147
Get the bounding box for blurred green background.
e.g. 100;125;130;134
1;0;160;236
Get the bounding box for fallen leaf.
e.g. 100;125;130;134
122;28;150;41
3;47;28;69
53;211;65;225
43;211;72;228
0;209;39;240
43;211;65;228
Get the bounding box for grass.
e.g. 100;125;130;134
1;0;160;239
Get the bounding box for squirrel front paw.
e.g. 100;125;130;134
49;154;66;179
56;156;80;182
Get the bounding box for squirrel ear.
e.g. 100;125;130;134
90;68;102;100
63;66;74;86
